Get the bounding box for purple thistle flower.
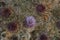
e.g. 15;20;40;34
25;16;36;27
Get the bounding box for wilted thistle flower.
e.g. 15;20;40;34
0;7;11;18
25;16;36;27
7;22;18;32
36;4;45;12
39;34;48;40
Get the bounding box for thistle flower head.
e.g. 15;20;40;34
36;4;45;12
25;16;36;27
0;7;11;18
39;34;48;40
7;22;18;32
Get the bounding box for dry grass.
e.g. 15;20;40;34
0;0;60;40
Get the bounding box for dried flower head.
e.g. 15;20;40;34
25;16;36;27
39;34;48;40
0;7;11;18
7;22;18;32
36;4;45;12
